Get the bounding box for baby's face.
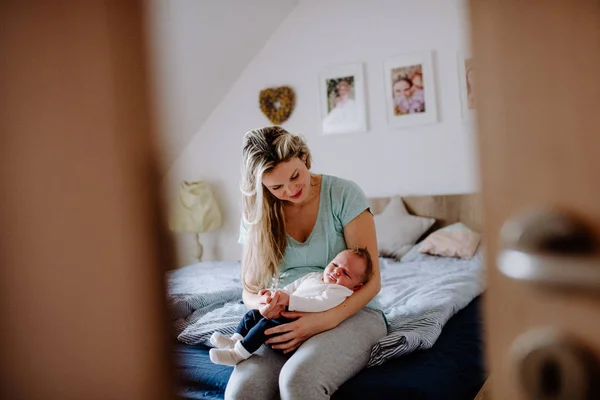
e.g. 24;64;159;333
413;75;423;88
337;81;351;99
323;251;365;290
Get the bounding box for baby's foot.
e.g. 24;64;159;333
209;342;251;366
209;332;243;349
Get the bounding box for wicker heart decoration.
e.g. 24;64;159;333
259;86;295;125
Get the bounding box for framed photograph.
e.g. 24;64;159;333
319;63;367;135
458;52;476;121
384;52;437;128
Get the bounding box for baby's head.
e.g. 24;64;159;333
323;247;373;291
412;72;423;89
336;80;353;101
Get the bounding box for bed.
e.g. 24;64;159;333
169;194;487;399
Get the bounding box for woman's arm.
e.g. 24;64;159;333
265;210;380;352
240;237;285;318
320;209;380;324
242;289;262;310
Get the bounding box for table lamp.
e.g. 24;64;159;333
169;181;222;261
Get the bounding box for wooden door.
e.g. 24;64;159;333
470;1;600;399
0;2;175;399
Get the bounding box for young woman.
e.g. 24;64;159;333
226;126;386;399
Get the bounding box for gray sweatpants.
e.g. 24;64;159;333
224;308;387;400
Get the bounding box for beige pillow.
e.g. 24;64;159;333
419;222;481;259
374;196;436;259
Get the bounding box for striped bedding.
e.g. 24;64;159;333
167;250;485;367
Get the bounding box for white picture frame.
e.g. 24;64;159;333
318;63;367;135
458;51;476;121
384;51;437;129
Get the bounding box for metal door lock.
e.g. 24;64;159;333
498;208;600;288
511;328;600;400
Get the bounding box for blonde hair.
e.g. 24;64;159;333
240;126;312;293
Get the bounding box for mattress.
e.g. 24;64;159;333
174;296;485;400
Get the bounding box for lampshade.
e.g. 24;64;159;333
169;181;222;233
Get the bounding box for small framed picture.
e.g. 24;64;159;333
458;52;476;121
319;63;367;135
384;51;437;128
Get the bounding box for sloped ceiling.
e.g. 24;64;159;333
146;0;299;170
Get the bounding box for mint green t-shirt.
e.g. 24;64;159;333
239;174;381;309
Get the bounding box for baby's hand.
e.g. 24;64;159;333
258;292;285;319
258;289;273;304
273;290;290;307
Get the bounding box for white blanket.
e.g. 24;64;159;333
167;251;485;367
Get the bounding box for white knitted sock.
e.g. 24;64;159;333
231;332;244;342
209;342;252;366
210;332;241;349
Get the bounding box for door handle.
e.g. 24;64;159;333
498;209;600;288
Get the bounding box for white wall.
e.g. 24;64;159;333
166;0;478;263
146;0;298;170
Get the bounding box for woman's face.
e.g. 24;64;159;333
393;80;411;98
262;157;311;204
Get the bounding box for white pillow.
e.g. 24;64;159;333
402;241;486;263
419;222;481;259
374;196;435;259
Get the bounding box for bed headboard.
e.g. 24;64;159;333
369;193;484;233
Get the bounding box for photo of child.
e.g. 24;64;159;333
322;76;359;132
326;76;355;112
319;63;367;134
391;64;426;116
384;52;437;128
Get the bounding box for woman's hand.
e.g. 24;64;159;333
264;310;336;354
258;291;285;319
